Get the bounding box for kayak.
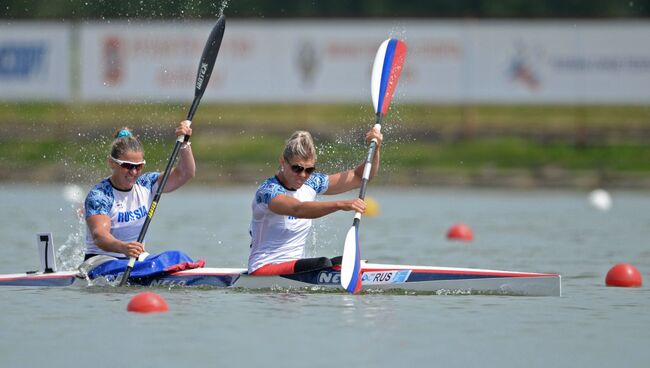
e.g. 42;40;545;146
1;233;561;296
0;262;561;296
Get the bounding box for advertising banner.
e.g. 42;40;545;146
0;22;71;101
34;20;650;104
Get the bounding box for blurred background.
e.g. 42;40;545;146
2;0;650;188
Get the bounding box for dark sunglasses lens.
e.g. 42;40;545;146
121;163;143;170
291;164;315;174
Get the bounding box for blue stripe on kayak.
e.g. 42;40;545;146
407;272;518;282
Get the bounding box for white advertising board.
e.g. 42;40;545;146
18;19;650;104
461;21;650;103
0;22;71;101
79;20;449;103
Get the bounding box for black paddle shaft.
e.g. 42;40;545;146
138;15;225;241
119;16;226;286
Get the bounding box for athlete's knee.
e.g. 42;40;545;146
251;261;297;276
330;256;342;266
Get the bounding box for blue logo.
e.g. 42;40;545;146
117;206;147;223
392;270;410;283
0;43;48;78
361;270;411;284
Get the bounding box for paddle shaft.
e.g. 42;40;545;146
135;112;195;244
349;115;382;231
356;115;383;216
119;16;225;286
340;115;382;294
118;110;196;285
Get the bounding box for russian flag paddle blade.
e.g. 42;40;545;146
371;38;407;115
341;224;362;294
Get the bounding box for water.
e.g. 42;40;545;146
1;184;648;367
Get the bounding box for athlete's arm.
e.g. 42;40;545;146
325;127;382;195
161;120;196;193
268;194;366;219
86;214;145;258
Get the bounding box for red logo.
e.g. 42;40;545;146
103;36;122;85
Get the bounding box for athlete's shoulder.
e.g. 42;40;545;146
255;176;286;204
85;178;114;217
305;172;329;194
136;171;160;190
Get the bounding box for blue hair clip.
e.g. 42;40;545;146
116;129;132;138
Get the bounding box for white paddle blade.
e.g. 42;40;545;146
341;225;362;294
371;38;407;114
371;39;390;113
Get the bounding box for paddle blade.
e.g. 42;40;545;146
371;38;407;114
194;15;226;99
341;225;362;294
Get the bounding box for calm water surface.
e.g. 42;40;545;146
1;184;648;367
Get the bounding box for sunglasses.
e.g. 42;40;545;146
110;156;146;170
289;163;316;175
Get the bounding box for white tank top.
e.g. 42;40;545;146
84;172;160;258
248;173;329;273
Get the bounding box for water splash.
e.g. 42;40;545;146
54;181;89;271
62;184;84;204
217;0;229;17
56;206;86;271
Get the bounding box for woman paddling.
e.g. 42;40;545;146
248;128;382;275
83;122;195;261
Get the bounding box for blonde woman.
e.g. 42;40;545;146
248;128;382;275
84;121;195;260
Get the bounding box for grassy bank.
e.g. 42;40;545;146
2;102;650;188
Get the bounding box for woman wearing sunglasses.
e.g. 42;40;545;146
248;128;382;275
83;121;195;261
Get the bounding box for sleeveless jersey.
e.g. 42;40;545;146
84;172;160;258
248;173;329;273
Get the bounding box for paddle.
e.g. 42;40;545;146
119;15;226;286
340;38;406;294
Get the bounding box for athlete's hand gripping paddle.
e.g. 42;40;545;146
119;15;226;286
340;38;406;294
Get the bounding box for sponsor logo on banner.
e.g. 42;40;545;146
0;43;47;79
103;36;122;85
508;42;542;91
361;270;411;285
296;40;319;88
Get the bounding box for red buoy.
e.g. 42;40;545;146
605;263;642;287
447;223;474;241
127;292;169;313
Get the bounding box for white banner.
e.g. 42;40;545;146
49;20;650;104
0;22;71;101
460;21;650;103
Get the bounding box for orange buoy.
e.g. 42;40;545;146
446;223;474;241
605;263;642;287
127;292;169;313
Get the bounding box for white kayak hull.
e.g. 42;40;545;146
0;262;561;296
